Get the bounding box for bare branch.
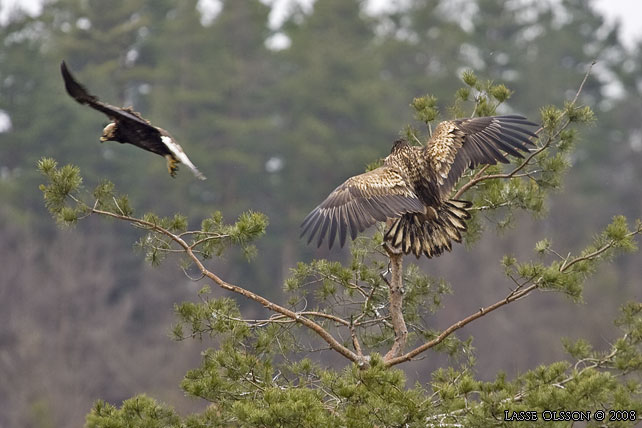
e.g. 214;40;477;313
386;216;641;367
385;283;539;367
383;239;408;363
189;234;233;248
88;206;364;366
270;311;351;327
353;282;378;326
571;59;596;106
351;321;364;358
560;240;615;272
180;266;205;282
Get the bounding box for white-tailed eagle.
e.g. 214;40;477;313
60;61;206;180
301;115;538;258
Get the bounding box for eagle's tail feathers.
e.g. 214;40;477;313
161;135;206;180
384;199;472;258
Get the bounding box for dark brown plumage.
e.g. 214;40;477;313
60;61;206;180
301;115;538;257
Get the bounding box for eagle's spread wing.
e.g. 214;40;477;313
426;115;538;196
61;61;182;156
301;166;425;249
60;61;153;129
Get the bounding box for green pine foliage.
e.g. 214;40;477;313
86;396;181;428
82;304;642;428
37;68;642;425
502;215;640;302
2;0;639;425
37;157;267;265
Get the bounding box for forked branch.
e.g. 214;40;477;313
385;224;641;367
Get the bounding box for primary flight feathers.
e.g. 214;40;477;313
60;61;206;180
301;115;538;258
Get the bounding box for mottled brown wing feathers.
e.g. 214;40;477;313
426;115;538;196
300;166;425;249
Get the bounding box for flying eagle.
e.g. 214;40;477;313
60;61;206;180
300;115;538;258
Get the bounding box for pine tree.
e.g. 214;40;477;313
3;0;642;425
39;67;642;427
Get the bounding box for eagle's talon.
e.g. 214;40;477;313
166;156;179;177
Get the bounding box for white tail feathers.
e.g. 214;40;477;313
161;135;207;180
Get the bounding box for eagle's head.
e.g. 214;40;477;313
390;138;409;153
100;122;117;142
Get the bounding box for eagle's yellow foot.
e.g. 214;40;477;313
165;156;178;177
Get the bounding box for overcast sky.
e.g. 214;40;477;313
0;0;641;46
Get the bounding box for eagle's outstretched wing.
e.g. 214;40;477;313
301;166;425;249
60;61;187;157
60;61;154;129
426;115;538;197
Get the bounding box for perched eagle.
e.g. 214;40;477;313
60;61;206;180
301;115;538;258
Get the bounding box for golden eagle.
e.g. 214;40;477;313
60;61;206;180
301;115;538;258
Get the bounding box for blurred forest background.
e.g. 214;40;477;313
0;0;640;426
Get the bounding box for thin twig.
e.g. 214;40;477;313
351;320;364;360
571;59;596;106
180;266;205;281
190;234;232;248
